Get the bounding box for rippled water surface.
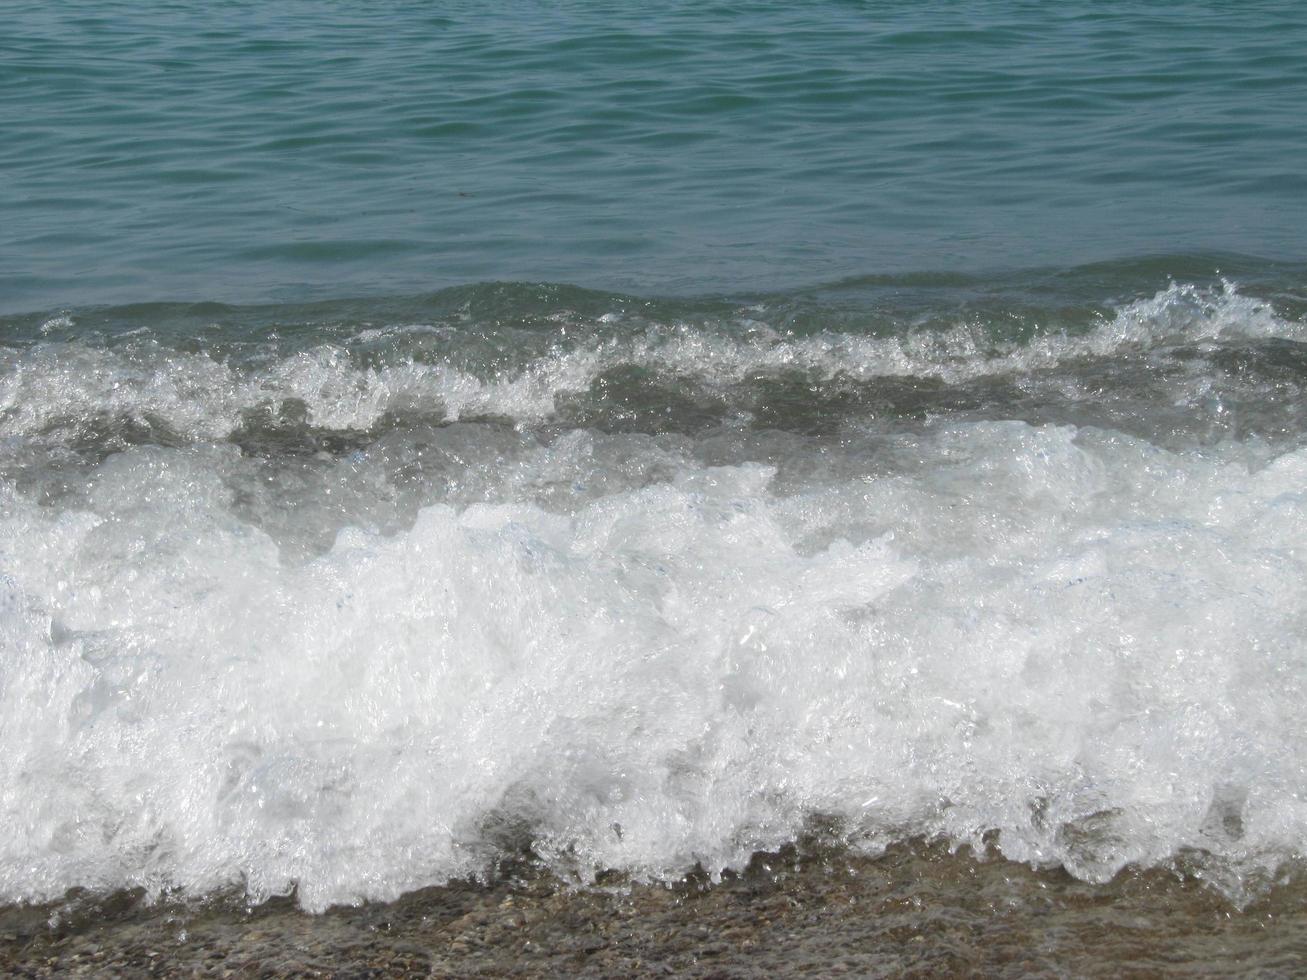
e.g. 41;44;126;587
4;0;1306;309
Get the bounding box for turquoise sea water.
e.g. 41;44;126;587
3;0;1306;309
4;0;1307;920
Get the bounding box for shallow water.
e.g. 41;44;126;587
5;843;1307;978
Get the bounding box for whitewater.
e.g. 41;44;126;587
2;278;1306;912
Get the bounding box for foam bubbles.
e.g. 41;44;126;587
0;419;1304;908
2;281;1306;910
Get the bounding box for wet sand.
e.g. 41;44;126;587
3;842;1304;978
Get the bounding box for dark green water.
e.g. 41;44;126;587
3;1;1305;310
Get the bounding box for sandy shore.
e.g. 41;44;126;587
3;841;1303;978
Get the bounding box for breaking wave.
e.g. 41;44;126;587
2;277;1306;910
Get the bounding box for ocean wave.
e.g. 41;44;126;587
2;281;1301;447
0;431;1305;907
1;277;1306;911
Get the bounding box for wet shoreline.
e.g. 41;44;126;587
3;842;1303;978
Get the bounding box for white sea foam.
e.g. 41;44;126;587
1;281;1305;910
1;414;1306;909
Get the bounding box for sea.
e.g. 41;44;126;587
3;0;1307;946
